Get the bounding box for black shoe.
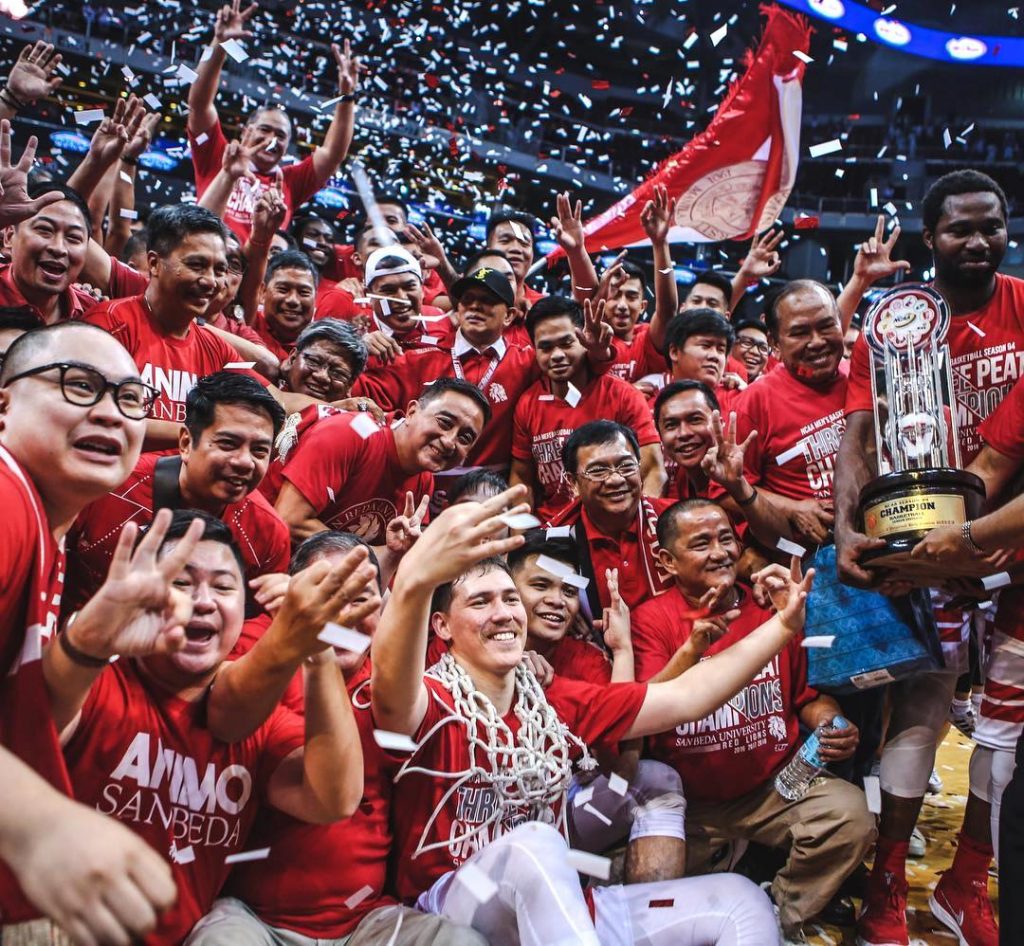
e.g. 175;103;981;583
813;892;856;927
837;861;868;900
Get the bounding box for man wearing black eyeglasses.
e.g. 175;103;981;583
0;321;180;942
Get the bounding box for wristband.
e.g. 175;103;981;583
737;486;758;508
59;621;110;669
962;520;985;554
339;93;357;103
0;87;25;111
120;155;138;166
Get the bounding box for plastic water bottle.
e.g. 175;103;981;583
774;716;849;801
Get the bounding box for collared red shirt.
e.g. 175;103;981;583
0;264;93;323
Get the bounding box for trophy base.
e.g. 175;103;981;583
857;468;986;584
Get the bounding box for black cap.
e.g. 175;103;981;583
451;266;515;308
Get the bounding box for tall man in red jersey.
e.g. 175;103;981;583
187;0;358;241
834;170;1023;946
511;295;664;518
274;377;490;545
0;321;178;942
67;372;290;609
368;484;812;946
631;499;873;941
84;204;241;444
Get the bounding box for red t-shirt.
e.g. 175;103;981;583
429;316;532;351
207;308;269;349
84;295;241;424
512;373;659;520
225;669;402;938
315;284;371;325
389;673;647;901
0;447;72;923
550;637;612;685
189;119;320;241
278;413;433;545
608;323;666;383
0;264;92;323
979;374;1024;461
249;310;295;362
66;453;290;611
108;258;150;301
845;274;1024;465
632;587;817;803
352;340;540;469
733;365;848;502
63;660;304;944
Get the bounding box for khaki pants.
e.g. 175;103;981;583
685;774;876;935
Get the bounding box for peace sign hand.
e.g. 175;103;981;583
577;297;613;358
852;214;912;286
332;40;360;96
386;491;431;554
214;0;257;43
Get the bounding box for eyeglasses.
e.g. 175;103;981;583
299;351;352;385
2;362;157;419
735;337;770;355
226;257;246;275
578;458;641;482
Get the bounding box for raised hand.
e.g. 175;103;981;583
594;568;632;654
122;109;162;163
332;39;360;95
0;120;64;227
214;0;258;43
87;94;146;167
639;183;671;244
577;297;613;357
751;556;814;633
687;585;739;656
852;214;911;286
398;484;529;588
550;191;586;252
221;137;259;182
386;491;431;555
736;228;784;284
250;184;287;245
701;410;755;489
70;510;206;660
594;249;627;303
403;222;446;271
249;572;290;614
5;42;63;106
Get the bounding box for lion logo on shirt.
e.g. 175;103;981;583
329;499;395;544
768;715;788;742
488;383;508;403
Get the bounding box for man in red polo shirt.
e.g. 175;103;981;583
547;420;673;613
187;0;358;241
727;280;848;549
275;377;490;545
0;181;96;324
834;169;1023;946
67;372;290;610
85;204;241;443
631;499;872;942
0;321;177;941
249;249;318;361
511;295;663;519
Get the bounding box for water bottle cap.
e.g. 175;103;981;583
831;715;850;730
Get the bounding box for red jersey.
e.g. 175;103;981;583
224;669;402;938
0;263;92;323
733;365;848;502
108;258;150;301
633;587;817;803
278;412;433;544
189;120;320;241
0;447;72;922
549;637;612;685
260;404;345;503
512;373;659;520
207;307;268;349
67;453;290;611
979;373;1024;460
428;316;532;351
316;284;371;324
608;323;665;383
845;273;1024;465
63;660;303;944
84;295;240;424
390;673;647;900
352;335;539;469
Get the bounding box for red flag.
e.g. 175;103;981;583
547;6;811;262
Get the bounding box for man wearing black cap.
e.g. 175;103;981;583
353;266;613;503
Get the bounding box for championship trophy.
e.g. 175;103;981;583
856;284;986;582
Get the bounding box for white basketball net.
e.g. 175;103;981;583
395;652;596;858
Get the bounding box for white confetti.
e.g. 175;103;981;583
351;413;380;439
863;775;882;814
982;572;1011;591
608;772;629;796
143;93;162;111
546;526;572;539
966;321;986;338
176;63;199;84
776;537;807;558
802;636;835;649
74;108;105;126
943;128;952;150
499;512;542;530
195;132;209;146
565;382;582;407
220;38;249;63
566;849;611;880
792;50;813;64
709;24;728;46
119;209;139;220
573;785;595;808
344;885;376;909
225;847;271;864
223;361;256;369
318;622;371;654
119;171;133;183
456;862;499;903
808;139;842;158
582;802;612;826
373;730;419;753
774;440;808;466
536;554;589;590
172;844;195;864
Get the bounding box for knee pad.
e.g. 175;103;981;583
972;744;1017;805
629;791;687;842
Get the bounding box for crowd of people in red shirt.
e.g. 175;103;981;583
2;11;1024;946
